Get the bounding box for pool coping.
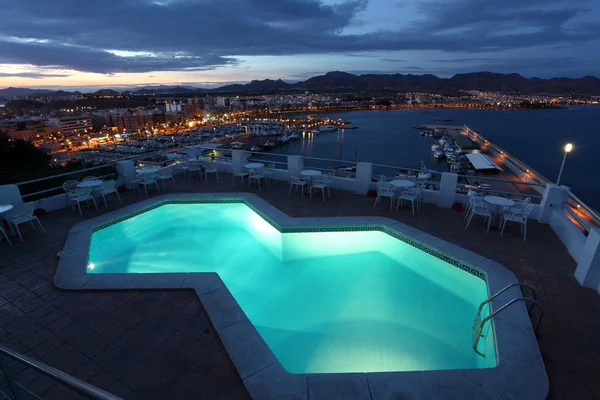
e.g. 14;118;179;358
55;193;549;400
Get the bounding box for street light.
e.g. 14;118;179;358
556;143;573;185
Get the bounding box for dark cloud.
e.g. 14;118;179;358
0;0;598;74
0;71;71;78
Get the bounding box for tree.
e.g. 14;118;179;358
0;136;51;170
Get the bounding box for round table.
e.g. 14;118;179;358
301;170;322;178
390;179;415;188
77;180;103;188
484;196;515;228
138;168;159;174
245;163;264;170
390;179;415;194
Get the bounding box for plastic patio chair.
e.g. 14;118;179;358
5;204;45;242
139;173;161;197
289;175;308;197
310;177;330;202
157;168;176;190
397;188;419;216
68;187;99;216
204;162;219;183
93;180;122;208
374;181;395;211
232;167;249;186
501;204;534;241
465;201;493;232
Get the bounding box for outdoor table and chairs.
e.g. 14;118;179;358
484;195;515;228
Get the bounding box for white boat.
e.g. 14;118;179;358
434;150;445;159
250;145;261;151
290;133;300;140
439;138;447;145
320;125;338;132
311;129;320;134
431;144;441;151
417;172;432;180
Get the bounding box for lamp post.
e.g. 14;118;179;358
556;143;573;185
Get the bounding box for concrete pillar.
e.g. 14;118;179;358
437;172;458;208
538;184;569;223
288;155;304;179
116;160;136;189
355;162;373;195
232;150;249;171
575;228;600;293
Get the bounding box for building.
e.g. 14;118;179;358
165;102;182;113
47;115;92;136
0;118;55;141
215;97;230;108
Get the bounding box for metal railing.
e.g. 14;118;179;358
0;345;121;400
7;143;597;236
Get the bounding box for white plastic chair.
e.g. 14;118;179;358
5;204;45;242
263;163;277;186
232;167;249;186
188;161;202;181
204;162;219;183
93;180;122;208
310;177;330;202
1;225;12;246
62;180;79;192
139;173;161;197
509;197;531;213
289;175;308;197
374;181;395;211
501;204;534;241
413;183;424;210
249;168;266;190
68;187;99;216
465;201;492;232
397;188;418;216
464;192;486;220
157;168;176;190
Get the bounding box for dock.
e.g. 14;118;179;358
413;124;464;131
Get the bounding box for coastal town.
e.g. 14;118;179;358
1;88;598;165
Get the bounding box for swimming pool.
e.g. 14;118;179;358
87;201;496;374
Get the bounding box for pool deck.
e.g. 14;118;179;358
1;175;599;399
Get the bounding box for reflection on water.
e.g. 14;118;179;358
278;107;600;208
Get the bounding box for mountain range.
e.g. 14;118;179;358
2;71;600;97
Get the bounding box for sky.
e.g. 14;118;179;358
1;0;599;90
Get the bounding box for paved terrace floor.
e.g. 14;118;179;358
1;174;599;400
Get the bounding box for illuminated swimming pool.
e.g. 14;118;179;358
87;202;496;374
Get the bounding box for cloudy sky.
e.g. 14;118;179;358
1;0;599;90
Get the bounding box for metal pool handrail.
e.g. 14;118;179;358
0;344;122;400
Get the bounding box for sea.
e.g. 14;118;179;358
273;106;600;209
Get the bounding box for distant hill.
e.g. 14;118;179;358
2;71;600;96
213;71;600;94
217;79;290;92
0;87;83;97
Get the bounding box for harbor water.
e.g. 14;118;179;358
275;107;600;209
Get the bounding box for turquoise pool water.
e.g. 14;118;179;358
89;203;496;373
